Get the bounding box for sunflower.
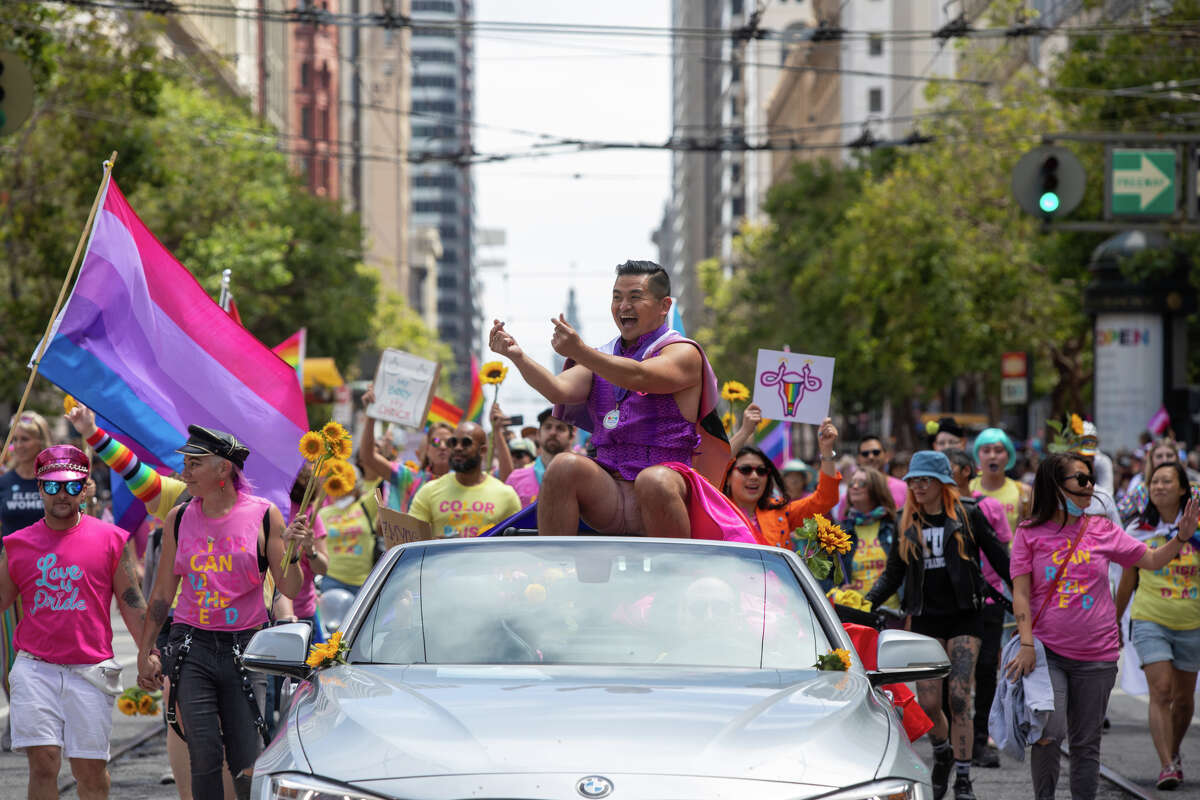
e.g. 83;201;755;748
1070;413;1084;436
721;380;750;403
721;411;735;434
813;514;851;555
323;474;352;498
480;361;508;385
63;395;78;414
322;421;349;443
329;434;353;460
306;631;346;668
117;696;137;716
137;694;156;714
299;432;325;462
332;459;357;484
834;648;852;671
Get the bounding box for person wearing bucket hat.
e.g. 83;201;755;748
0;444;149;798
865;450;1011;800
137;427;311;800
971;427;1030;535
780;459;816;499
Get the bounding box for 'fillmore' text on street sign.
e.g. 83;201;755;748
1110;148;1176;216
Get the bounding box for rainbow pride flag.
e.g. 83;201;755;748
429;396;463;428
466;354;484;423
35;176;307;515
756;418;787;467
272;328;306;387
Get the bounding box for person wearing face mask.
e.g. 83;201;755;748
864;450;1010;800
1006;453;1198;800
1118;438;1200;523
718;419;841;549
408;422;521;539
1115;461;1200;790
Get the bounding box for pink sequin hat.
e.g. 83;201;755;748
35;445;90;481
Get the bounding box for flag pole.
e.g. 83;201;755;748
218;268;232;311
3;151;118;458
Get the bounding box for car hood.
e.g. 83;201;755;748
292;664;893;786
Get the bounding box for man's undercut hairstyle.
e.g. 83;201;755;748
615;260;671;300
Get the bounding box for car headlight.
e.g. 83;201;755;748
262;773;390;800
813;779;929;800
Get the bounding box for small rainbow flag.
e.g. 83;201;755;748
429;396;463;428
272;328;306;387
755;418;787;467
466;354;484;423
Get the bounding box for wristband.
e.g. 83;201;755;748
150;647;162;658
1020;643;1034;648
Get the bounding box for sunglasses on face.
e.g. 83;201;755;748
428;437;451;448
40;480;84;496
735;465;769;477
1064;472;1095;486
445;437;475;449
859;448;883;457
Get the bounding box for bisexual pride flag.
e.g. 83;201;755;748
34;176;307;514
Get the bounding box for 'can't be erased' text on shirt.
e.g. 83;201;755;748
6;515;129;664
1012;517;1147;661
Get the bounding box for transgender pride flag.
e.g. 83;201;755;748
34;176;307;513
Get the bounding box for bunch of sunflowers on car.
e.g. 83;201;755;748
306;631;348;669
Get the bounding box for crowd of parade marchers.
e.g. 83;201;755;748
0;260;1197;800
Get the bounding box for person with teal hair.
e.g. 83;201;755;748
971;428;1030;535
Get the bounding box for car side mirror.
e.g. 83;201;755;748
239;622;313;680
867;629;951;687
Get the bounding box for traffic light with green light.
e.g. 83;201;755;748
1013;146;1085;219
0;51;34;137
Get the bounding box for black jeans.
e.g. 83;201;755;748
167;625;265;800
973;603;1005;748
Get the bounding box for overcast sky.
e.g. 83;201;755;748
473;0;671;427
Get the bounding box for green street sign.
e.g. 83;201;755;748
1110;148;1176;216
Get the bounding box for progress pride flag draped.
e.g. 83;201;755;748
35;178;307;512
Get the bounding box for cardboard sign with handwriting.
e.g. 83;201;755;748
377;506;433;549
752;349;835;425
366;349;440;429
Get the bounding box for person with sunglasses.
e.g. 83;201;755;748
1006;453;1197;800
1115;460;1200;790
718;415;840;550
0;445;148;800
359;384;453;513
863;450;1011;800
408;422;522;539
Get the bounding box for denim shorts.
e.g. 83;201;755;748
1131;619;1200;672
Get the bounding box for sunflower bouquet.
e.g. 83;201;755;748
305;630;348;669
720;380;751;431
790;513;849;584
814;648;853;672
117;686;161;716
289;422;357;575
1046;412;1086;453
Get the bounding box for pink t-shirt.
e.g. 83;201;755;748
6;515;129;664
173;492;271;631
1012;516;1147;661
288;502;328;619
505;467;539;508
974;493;1013;598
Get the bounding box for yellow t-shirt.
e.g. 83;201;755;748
970;476;1024;534
848;521;899;610
409;474;522;539
1131;532;1200;630
319;491;379;588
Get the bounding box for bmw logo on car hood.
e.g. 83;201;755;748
577;775;613;798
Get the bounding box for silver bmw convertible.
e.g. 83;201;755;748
244;536;948;800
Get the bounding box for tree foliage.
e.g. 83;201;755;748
0;4;408;408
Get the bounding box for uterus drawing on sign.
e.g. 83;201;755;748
760;360;823;417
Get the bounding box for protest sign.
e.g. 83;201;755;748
366;349;440;429
752;349;835;425
377;505;434;549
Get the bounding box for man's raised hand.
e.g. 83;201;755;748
489;319;523;360
550;314;584;360
66;404;98;440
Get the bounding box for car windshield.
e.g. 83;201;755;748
348;540;832;668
